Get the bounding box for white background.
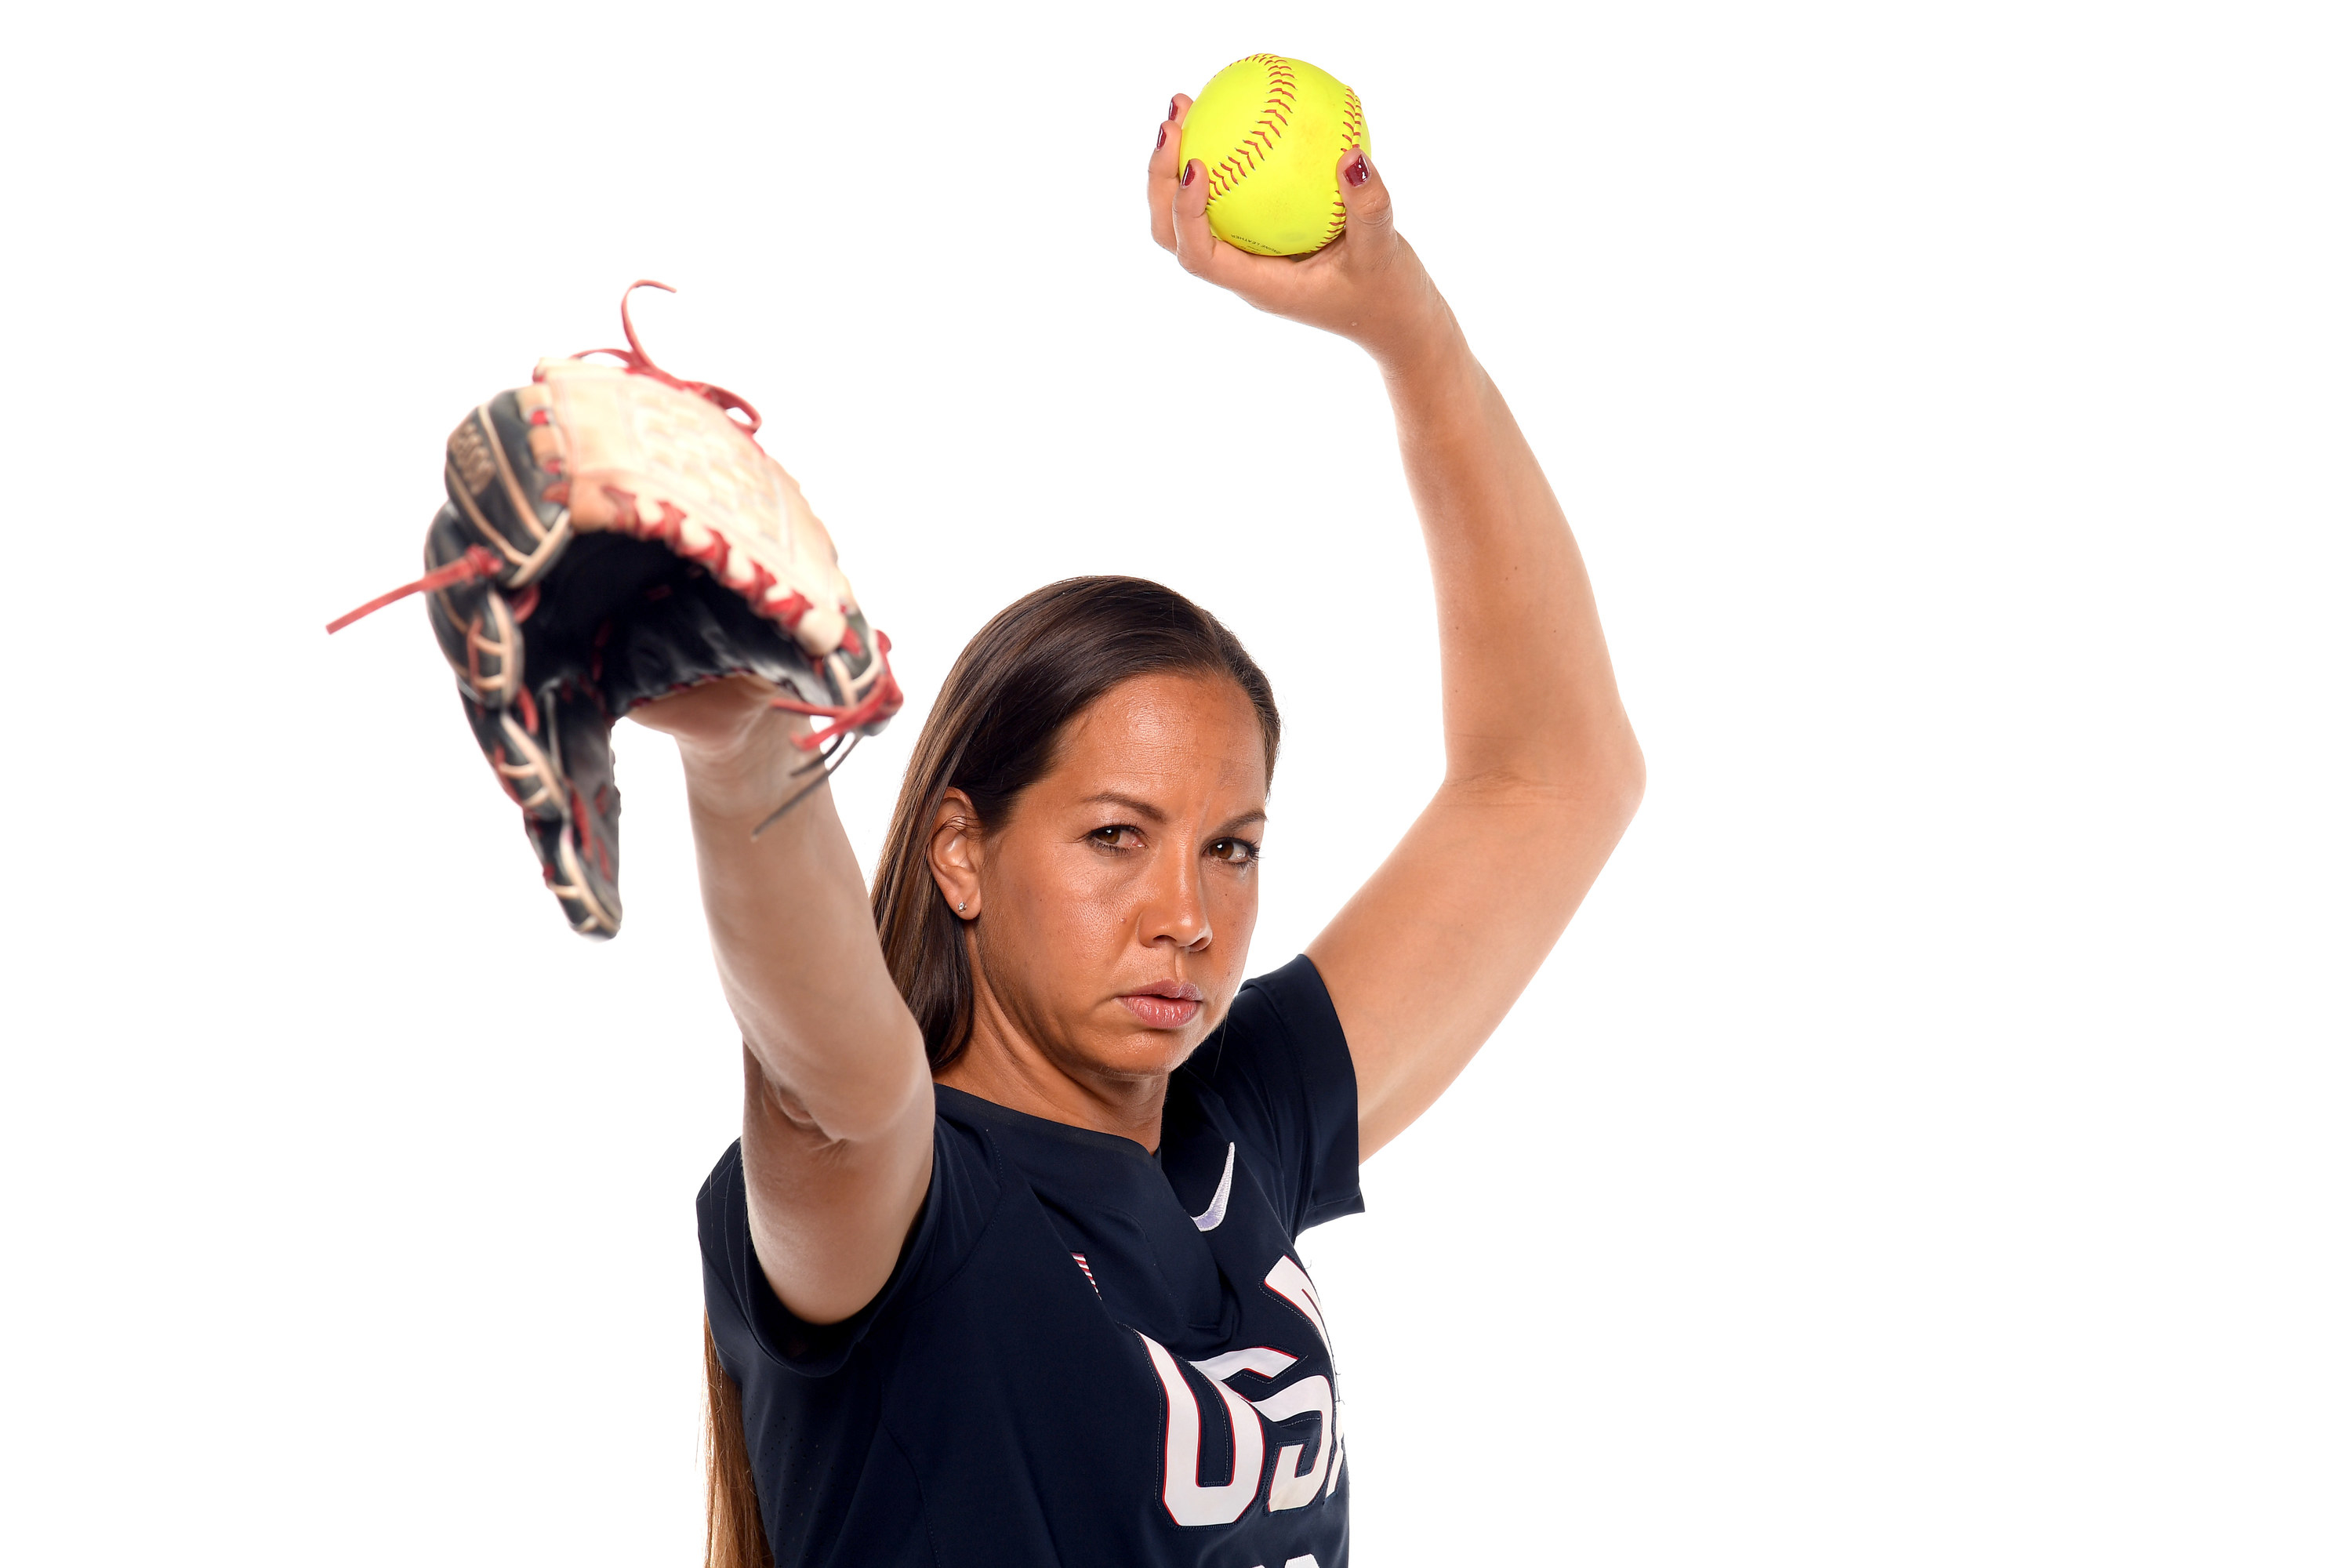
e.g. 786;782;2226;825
3;2;2345;1563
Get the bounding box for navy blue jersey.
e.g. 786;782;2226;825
699;954;1364;1568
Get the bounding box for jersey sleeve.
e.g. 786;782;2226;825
698;1098;1000;1380
1181;953;1364;1236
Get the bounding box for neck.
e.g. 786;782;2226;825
935;978;1169;1153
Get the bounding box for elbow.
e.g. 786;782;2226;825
833;1051;935;1149
751;1022;932;1148
1606;729;1646;827
1567;706;1645;828
1454;713;1645;825
1560;731;1644;847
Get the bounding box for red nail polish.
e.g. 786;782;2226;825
1345;154;1370;187
1156;126;1166;150
1181;162;1196;187
1168;97;1179;122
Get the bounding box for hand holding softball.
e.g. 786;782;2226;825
1148;61;1446;365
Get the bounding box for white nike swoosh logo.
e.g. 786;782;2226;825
1192;1142;1236;1232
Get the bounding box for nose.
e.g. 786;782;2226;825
1139;840;1212;953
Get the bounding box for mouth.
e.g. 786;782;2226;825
1116;981;1204;1030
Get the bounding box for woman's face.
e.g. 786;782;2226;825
950;671;1269;1088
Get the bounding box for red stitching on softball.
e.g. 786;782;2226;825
1202;56;1342;223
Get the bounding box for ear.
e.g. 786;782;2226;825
927;788;984;921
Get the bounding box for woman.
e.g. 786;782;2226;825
635;99;1644;1568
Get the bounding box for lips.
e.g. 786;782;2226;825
1118;981;1203;1030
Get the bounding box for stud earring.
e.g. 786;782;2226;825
957;902;967;913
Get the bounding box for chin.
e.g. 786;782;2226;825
1083;1025;1206;1080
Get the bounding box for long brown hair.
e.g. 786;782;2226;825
704;1316;773;1568
704;575;1279;1566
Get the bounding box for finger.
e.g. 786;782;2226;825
1170;158;1240;282
1334;146;1395;242
1145;93;1194;254
1169;157;1301;306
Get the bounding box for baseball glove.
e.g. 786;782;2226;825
331;281;901;938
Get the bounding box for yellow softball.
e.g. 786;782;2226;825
1179;55;1369;256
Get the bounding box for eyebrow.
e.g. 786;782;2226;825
1080;791;1169;824
1080;793;1268;835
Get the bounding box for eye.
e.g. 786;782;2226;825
1207;837;1261;866
1088;825;1144;851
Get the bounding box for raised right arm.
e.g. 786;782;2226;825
633;675;934;1325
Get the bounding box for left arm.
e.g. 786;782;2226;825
1149;99;1645;1159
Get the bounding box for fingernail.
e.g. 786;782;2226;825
1181;161;1196;187
1156;125;1167;150
1345;152;1370;187
1167;97;1179;122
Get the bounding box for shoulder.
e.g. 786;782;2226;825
698;1094;1010;1375
1223;953;1350;1054
1179;954;1363;1236
1182;953;1354;1113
